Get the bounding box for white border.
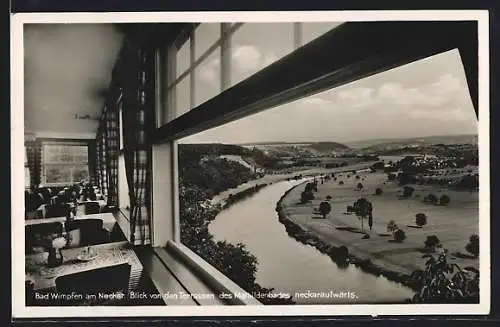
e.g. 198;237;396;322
11;10;490;318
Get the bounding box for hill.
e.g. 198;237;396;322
347;134;478;151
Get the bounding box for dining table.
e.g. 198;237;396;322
25;212;118;233
25;241;144;293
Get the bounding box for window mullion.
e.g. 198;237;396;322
221;23;231;91
190;31;196;109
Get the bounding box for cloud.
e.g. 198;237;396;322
430;73;461;94
301;97;334;107
231;44;280;73
198;57;220;83
232;45;262;71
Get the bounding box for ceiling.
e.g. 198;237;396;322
23;24;124;138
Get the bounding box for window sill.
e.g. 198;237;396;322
133;242;262;306
156;241;262;305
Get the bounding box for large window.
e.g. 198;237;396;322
159;22;346;126
170;37;478;304
41;143;89;185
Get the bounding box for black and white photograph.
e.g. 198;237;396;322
11;11;490;318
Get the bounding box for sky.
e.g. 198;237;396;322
180;23;478;144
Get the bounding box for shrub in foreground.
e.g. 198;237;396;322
465;234;479;258
424;235;441;252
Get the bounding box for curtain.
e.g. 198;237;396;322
25;140;41;187
122;44;152;246
104;102;119;206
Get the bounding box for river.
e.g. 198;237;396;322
208;179;415;304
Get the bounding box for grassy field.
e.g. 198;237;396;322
280;170;479;275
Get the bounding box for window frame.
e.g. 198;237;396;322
147;21;479;305
40;139;91;187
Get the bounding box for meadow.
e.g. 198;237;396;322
279;170;479;275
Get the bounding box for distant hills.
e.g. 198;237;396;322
346;134;478;150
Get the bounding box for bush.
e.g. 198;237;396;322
425;194;438;205
415;213;427;227
339;181;344;185
375;188;383;195
337;245;349;260
355;175;360;180
326;195;332;200
387;220;398;232
301;190;314;203
465;234;479;257
319;201;332;218
440;194;451;205
424;235;441;251
394;229;406;242
356;183;364;190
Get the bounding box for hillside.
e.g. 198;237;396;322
348;134;478;151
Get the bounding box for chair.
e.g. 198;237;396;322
55;263;131;306
25;222;64;253
38;188;51;204
84;201;101;215
66;219;109;246
44;203;70;218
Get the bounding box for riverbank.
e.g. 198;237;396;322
275;181;419;293
275;171;479;293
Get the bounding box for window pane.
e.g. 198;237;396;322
119;103;124;150
176;75;191;117
25;167;30;188
45;166;72;184
177;49;478;304
230;23;294;86
301;22;344;46
72;166;89;183
195;23;220;61
176;39;191;79
194;47;221;107
118;155;130;210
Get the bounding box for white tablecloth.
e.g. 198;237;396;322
26;241;143;291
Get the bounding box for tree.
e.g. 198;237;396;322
339;181;344;185
353;198;373;232
393;229;406;242
416;213;427;227
318;201;332;219
465;234;479;257
356;182;364;191
424;235;441;252
440;194;451;205
355;175;360;180
301;190;314;203
411;252;479;303
326;195;332;200
387;220;398;233
426;194;438;205
375;188;383;195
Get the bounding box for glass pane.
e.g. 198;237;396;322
118;155;130;210
301;22;345;46
230;23;294;86
45;166;72;184
176;75;191;117
119;104;124;150
194;47;221;107
72;166;89;183
25;167;30;188
177;49;479;305
176;39;191;79
195;23;220;61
